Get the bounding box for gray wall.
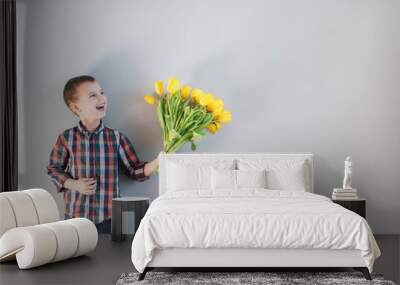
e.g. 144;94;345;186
16;0;400;234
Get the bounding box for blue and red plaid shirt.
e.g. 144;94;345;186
47;121;148;224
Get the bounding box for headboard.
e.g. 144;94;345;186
158;153;314;196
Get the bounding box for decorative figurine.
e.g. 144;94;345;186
342;156;352;189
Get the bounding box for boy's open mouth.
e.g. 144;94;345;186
96;105;105;111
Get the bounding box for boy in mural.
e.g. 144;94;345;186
47;75;159;233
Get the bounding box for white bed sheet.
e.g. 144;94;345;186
131;189;380;273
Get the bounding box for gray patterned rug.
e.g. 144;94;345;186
116;271;396;285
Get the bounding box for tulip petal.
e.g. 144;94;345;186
191;89;204;104
207;122;220;134
167;77;180;94
155;81;164;96
144;94;156;105
181;85;191;100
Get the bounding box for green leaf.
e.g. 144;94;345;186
168;129;181;141
191;141;197;151
192;130;204;141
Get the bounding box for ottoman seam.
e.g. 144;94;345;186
24;193;41;225
41;224;60;263
65;220;81;257
2;196;17;228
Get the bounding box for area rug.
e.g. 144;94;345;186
116;271;396;285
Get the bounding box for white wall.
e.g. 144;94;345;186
17;0;400;234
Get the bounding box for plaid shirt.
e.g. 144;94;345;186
47;121;148;224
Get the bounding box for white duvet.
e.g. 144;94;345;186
131;190;380;273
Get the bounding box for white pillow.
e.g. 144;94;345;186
166;160;235;192
167;162;210;191
211;168;268;190
238;159;308;191
211;168;236;190
236;169;267;189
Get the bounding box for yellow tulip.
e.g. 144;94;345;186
207;122;221;134
181;85;191;100
207;98;224;113
191;89;204;104
215;110;232;123
194;93;203;104
205;93;215;107
212;108;223;117
154;80;163;96
144;94;156;105
198;92;214;107
167;77;180;94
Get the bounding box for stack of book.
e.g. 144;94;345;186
332;188;358;200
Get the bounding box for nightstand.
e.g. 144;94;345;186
332;198;366;218
111;197;150;242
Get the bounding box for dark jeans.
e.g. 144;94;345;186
95;219;111;234
65;215;111;234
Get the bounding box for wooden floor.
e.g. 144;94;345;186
0;234;398;284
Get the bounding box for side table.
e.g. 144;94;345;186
112;197;150;242
332;198;366;218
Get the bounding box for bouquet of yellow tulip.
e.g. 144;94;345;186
144;77;232;153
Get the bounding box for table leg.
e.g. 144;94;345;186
112;201;123;242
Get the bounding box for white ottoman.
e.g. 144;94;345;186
0;189;98;269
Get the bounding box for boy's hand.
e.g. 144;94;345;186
158;151;166;159
144;152;163;176
64;178;96;195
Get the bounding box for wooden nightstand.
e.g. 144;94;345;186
332;198;366;218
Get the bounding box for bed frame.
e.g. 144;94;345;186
139;153;371;281
141;248;371;280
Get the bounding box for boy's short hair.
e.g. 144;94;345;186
63;75;96;108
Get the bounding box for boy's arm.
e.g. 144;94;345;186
47;135;71;192
118;133;149;181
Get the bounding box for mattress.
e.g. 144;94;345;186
131;189;380;273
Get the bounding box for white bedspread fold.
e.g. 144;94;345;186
131;190;380;273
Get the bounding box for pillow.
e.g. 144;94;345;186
211;168;268;190
211;168;236;190
167;162;210;191
236;169;267;189
166;160;235;192
238;159;309;191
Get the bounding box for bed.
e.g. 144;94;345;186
131;153;380;280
